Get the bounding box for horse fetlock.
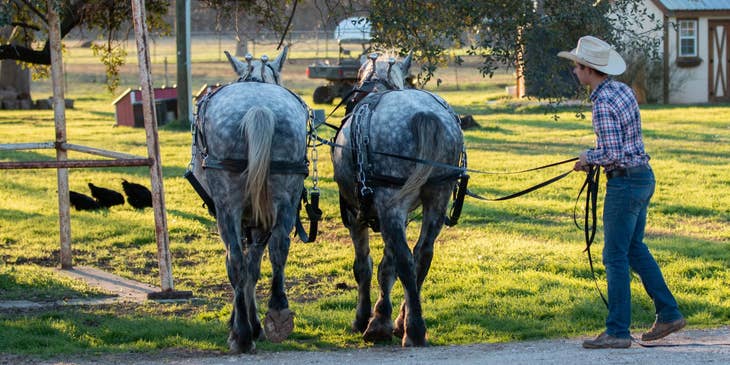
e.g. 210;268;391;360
393;311;405;338
351;317;369;334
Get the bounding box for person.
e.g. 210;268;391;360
558;35;685;349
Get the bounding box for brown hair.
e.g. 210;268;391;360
578;63;607;77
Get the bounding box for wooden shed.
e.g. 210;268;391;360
112;86;178;127
644;0;730;103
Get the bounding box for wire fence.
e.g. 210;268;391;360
139;30;354;63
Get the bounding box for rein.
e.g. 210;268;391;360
573;165;607;307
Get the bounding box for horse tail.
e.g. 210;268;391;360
395;111;443;203
241;106;276;230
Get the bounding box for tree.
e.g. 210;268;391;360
198;0;368;57
0;0;170;94
368;0;661;97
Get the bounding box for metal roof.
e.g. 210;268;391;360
655;0;730;11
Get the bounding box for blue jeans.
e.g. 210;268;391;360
602;166;681;338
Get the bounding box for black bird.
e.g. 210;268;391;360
69;190;101;211
121;179;153;209
88;183;125;208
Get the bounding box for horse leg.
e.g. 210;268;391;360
349;212;373;334
374;199;427;347
243;229;265;342
218;210;257;354
362;242;396;342
394;185;450;343
264;193;297;343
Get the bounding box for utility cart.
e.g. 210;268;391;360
307;17;371;104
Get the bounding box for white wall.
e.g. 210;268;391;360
639;1;711;103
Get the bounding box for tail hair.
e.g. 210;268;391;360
240;106;276;230
394;111;443;203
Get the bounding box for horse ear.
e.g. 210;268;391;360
224;50;247;76
271;45;289;73
400;51;413;74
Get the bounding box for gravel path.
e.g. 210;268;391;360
6;326;730;365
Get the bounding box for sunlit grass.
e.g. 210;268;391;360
1;41;729;357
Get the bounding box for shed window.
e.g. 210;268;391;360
678;19;698;57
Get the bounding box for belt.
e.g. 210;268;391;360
606;165;651;179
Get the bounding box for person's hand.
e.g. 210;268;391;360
573;161;585;172
573;151;590;172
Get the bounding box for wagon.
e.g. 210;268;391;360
307;17;371;104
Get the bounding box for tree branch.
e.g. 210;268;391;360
0;43;51;64
13;0;48;26
10;22;42;31
0;1;83;64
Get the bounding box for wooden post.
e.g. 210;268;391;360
48;0;72;269
131;0;174;292
176;0;192;125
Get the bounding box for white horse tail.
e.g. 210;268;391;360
395;111;443;203
241;106;276;230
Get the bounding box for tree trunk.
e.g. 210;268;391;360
0;57;32;109
235;38;248;57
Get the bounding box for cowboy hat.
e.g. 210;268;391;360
558;35;626;76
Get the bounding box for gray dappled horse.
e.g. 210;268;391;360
190;46;309;353
332;53;465;346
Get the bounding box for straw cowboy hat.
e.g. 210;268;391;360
558;35;626;76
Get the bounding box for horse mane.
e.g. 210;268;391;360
358;54;405;89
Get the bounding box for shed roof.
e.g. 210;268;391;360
654;0;730;11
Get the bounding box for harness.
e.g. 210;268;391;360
337;87;469;232
185;75;322;243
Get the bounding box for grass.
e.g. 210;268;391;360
0;39;729;358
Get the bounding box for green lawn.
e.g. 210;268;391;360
0;55;729;357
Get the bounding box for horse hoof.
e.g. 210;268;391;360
264;308;295;343
402;334;428;347
228;336;256;354
362;318;394;343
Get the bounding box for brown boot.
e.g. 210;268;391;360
582;332;631;349
641;317;686;341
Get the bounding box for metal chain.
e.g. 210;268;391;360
354;105;372;196
308;117;320;192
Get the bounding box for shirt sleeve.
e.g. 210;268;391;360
585;97;623;166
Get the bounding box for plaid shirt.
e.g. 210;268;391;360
585;78;650;172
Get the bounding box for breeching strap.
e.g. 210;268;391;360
295;187;322;243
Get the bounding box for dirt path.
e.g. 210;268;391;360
6;326;730;365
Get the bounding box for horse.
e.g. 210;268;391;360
188;46;310;353
331;53;465;346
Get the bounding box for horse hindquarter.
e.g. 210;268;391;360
195;83;307;352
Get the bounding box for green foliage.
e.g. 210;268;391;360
90;43;126;93
0;0;170;93
369;0;661;98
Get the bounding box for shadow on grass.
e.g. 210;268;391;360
0;307;228;357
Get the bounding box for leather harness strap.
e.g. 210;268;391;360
187;79;321;243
